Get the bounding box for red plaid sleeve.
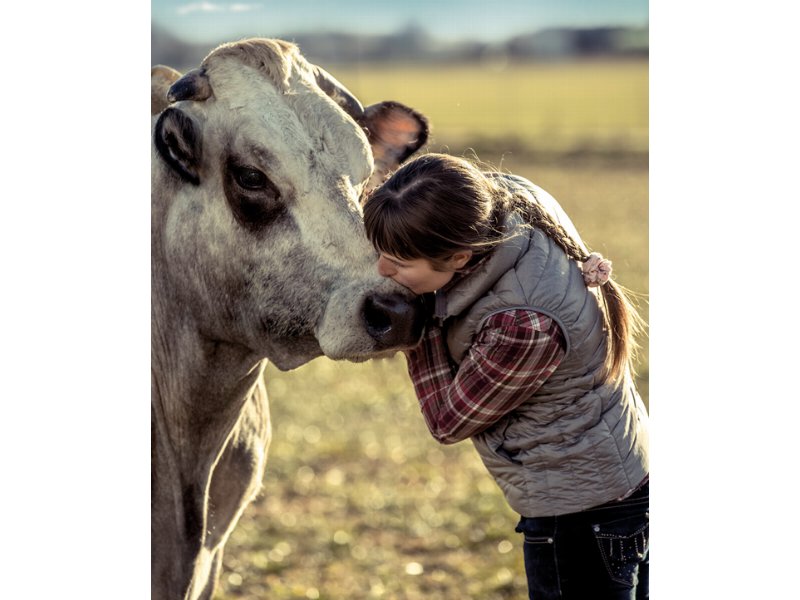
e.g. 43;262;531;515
405;310;565;444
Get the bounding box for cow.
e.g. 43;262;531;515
151;38;429;600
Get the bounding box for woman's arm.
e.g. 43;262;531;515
405;310;565;444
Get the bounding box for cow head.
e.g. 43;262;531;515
151;39;429;370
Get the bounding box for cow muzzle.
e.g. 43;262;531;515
315;280;426;361
363;292;426;349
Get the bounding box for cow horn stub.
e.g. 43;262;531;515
167;68;213;103
312;65;365;122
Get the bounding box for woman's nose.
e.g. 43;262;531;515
376;256;395;278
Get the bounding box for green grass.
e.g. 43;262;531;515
213;60;648;599
329;60;648;158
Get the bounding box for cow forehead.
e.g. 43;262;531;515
204;61;373;186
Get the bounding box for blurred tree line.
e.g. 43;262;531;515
151;22;648;71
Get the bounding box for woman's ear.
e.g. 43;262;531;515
448;251;473;270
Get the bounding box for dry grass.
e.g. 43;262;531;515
330;59;648;158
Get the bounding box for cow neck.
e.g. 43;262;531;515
152;328;266;567
152;312;264;468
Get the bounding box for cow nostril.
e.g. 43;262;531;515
363;295;393;337
363;292;425;348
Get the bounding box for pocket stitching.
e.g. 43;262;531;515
594;520;648;539
592;522;649;586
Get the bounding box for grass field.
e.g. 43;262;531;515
330;59;648;160
213;59;648;600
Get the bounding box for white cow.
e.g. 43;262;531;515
151;38;429;600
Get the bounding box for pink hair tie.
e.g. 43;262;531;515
582;252;613;287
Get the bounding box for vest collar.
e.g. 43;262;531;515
433;213;531;320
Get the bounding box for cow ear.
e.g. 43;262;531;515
151;65;182;116
362;101;429;188
154;107;202;185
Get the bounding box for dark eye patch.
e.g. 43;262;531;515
224;158;285;231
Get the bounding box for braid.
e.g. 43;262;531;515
516;199;588;262
510;189;644;384
487;179;587;261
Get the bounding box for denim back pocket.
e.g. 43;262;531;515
591;512;649;586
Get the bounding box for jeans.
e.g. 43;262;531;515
515;481;649;599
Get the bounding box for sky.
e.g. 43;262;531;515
151;0;649;43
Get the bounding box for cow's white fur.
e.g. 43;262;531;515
152;39;427;600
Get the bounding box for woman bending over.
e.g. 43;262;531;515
363;153;649;600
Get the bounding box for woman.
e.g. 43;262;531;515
363;153;649;599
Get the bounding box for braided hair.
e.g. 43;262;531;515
506;186;644;382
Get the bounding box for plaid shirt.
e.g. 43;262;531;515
405;309;566;444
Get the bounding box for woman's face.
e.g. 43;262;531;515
376;252;471;294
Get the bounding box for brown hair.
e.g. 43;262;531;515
363;153;645;383
363;153;508;271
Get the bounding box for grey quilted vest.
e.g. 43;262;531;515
433;174;649;517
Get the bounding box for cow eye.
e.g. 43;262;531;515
224;160;284;231
233;166;268;190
